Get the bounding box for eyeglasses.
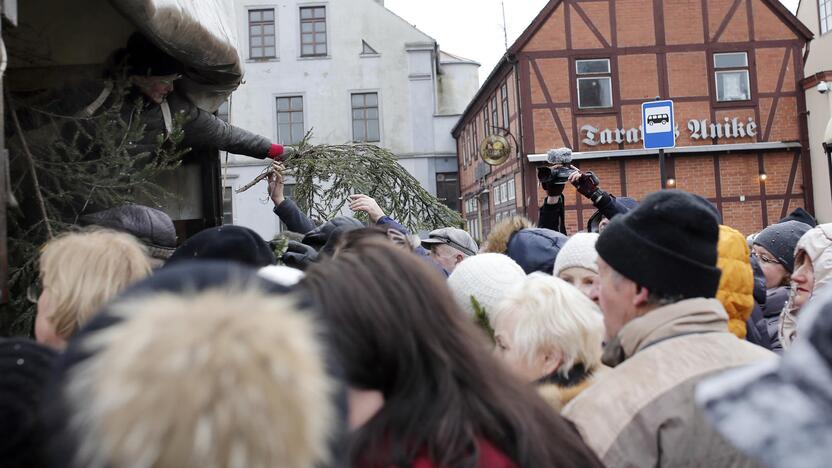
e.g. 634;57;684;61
751;250;781;266
26;280;43;304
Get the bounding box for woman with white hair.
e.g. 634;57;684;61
492;273;605;410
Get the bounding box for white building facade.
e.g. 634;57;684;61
222;0;479;240
798;0;832;222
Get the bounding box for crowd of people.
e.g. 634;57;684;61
4;156;832;468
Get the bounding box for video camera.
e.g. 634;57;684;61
537;148;577;196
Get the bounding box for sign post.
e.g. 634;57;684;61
642;99;676;189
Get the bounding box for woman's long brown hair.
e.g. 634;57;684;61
302;239;602;467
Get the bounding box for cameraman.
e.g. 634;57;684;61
538;148;635;234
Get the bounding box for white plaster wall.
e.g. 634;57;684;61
223;0;477;240
798;0;832;221
436;62;481;116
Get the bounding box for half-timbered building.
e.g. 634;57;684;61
453;0;814;239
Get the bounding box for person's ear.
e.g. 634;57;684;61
633;285;650;307
455;254;465;265
539;349;563;379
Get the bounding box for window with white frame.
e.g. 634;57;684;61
576;59;612;109
714;52;751;102
300;6;327;57
249;9;276;59
508;178;516;201
351;92;380;142
276;96;304;145
821;0;831;35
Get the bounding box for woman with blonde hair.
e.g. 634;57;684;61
492;273;605;410
32;229;151;349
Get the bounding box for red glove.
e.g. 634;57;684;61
267;144;285;160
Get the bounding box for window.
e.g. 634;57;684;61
276;96;304;145
473;123;479;160
436;172;459;212
822;0;832;35
351;92;380;142
491;95;499;132
300;7;327;56
483;103;490;136
714;52;750;102
501;83;510;128
217;100;229;123
222;187;234;225
508;178;516;201
576;59;612;109
249;9;276;59
361;40;378;55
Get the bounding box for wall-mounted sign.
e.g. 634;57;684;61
581;117;758;147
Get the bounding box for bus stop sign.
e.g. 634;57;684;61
642;100;675;150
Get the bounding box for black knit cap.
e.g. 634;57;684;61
596;190;722;299
166;225;276;268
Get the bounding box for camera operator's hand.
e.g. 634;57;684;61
571;170;603;201
267;161;286;206
349;194;386;223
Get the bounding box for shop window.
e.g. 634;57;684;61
351;92;380;142
249;9;276;59
501;82;510;128
222;187;234;225
300;6;327;57
714;52;750;102
576;59;612;109
436;172;460;212
821;0;832;34
276;96;304;145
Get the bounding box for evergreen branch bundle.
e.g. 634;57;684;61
280;131;462;232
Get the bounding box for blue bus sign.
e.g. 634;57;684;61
642;100;675;150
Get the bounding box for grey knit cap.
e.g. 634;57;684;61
753;220;812;273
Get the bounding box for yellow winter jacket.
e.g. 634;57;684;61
716;225;754;338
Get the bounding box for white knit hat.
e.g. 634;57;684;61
553;233;600;276
447;253;526;320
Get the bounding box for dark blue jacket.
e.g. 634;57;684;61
507;228;568;274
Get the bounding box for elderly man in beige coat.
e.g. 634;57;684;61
562;190;774;467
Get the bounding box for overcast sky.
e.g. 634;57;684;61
385;0;801;84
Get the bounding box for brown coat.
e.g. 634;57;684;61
563;298;774;468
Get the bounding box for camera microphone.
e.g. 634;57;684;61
546;147;573;165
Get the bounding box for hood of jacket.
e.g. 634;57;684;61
506;228;569;274
482;216;534;254
602;298;730;367
716;225;754;339
796;223;832;297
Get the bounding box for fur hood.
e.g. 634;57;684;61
481;216;533;254
537;365;607;412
